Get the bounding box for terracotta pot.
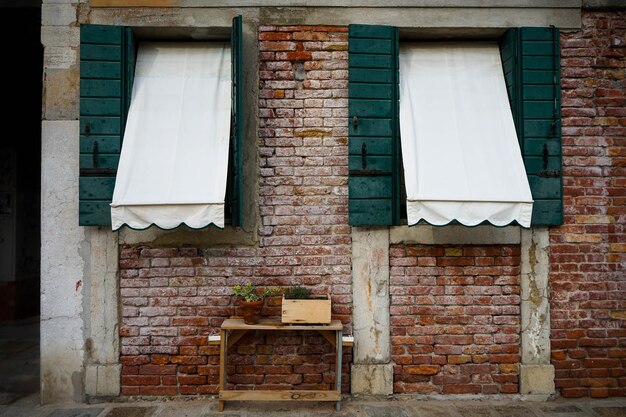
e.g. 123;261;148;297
239;300;264;324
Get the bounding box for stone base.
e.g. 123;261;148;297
351;364;394;395
519;364;555;397
85;364;121;396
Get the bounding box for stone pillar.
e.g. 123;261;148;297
84;230;121;397
519;227;555;398
41;0;121;402
351;227;394;395
41;121;86;403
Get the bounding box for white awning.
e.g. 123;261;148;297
111;42;231;231
399;43;533;228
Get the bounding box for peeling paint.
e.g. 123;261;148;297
527;239;542;307
352;228;391;369
520;228;552;372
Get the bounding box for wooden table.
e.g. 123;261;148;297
218;318;343;412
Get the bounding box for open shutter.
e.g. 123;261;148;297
229;15;244;227
348;25;400;226
500;27;562;226
79;25;135;226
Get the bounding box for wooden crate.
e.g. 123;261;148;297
281;295;331;324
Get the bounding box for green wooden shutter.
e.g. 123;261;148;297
348;24;400;226
500;27;563;226
79;25;135;226
229;15;244;227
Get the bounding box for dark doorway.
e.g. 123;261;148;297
0;6;42;320
0;3;42;407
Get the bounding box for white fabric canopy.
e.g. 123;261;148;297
399;43;534;228
111;42;232;230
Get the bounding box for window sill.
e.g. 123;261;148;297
119;224;257;247
389;224;521;245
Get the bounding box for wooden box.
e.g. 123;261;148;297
281;295;331;324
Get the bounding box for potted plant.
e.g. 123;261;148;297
282;286;331;324
232;282;280;324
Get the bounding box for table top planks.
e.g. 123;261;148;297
221;318;343;331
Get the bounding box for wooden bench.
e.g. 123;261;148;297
215;318;349;412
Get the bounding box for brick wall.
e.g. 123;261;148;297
117;11;626;399
390;245;521;395
551;9;626;398
119;25;352;396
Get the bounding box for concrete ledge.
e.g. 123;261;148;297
119;225;256;246
520;364;555;396
351;364;394;395
88;7;581;31
89;0;580;7
390;225;521;245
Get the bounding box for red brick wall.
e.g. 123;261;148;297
117;11;626;399
551;9;626;398
390;245;521;395
119;25;352;396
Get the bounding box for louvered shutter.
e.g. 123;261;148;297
79;25;135;226
500;27;563;226
348;24;401;226
229;15;244;227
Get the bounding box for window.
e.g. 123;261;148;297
399;43;533;228
347;24;562;227
79;17;243;228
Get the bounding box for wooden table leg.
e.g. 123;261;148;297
335;329;342;412
218;329;227;412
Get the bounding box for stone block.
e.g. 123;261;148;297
351;364;394;395
519;364;555;396
43;67;79;120
41;26;80;48
85;365;97;396
44;46;77;70
41;4;77;26
86;364;121;396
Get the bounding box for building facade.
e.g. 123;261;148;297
40;0;625;403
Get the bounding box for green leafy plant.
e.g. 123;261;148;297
232;282;280;302
283;286;312;300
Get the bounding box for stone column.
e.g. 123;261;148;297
519;227;555;398
41;0;122;402
40;1;85;404
41;121;86;403
84;230;121;397
351;227;394;395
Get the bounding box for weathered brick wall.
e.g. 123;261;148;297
390;245;521;395
118;11;626;399
119;25;352;396
551;9;626;398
